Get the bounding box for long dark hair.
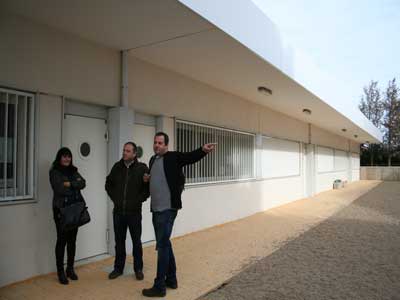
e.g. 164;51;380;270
51;147;77;172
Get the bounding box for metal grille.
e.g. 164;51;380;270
176;120;255;184
0;88;35;201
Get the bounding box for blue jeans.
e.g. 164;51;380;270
152;209;178;291
113;212;143;273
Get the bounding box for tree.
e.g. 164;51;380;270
382;78;400;166
359;80;383;165
359;80;383;128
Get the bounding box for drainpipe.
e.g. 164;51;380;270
121;50;129;107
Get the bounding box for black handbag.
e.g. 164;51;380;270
60;197;91;231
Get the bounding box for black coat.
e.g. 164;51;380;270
49;167;86;209
149;147;207;211
105;159;150;214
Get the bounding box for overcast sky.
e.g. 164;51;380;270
252;0;400;106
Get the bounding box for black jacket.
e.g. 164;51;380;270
105;159;150;214
49;167;86;209
149;147;207;210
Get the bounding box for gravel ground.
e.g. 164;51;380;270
202;182;400;300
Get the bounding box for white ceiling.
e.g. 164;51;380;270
129;28;376;143
1;0;214;50
2;0;380;143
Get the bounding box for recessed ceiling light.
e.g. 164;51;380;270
302;108;312;115
257;86;272;96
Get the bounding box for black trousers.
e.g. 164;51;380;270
54;208;78;271
113;211;143;273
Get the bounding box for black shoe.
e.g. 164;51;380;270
108;270;122;280
135;270;144;280
166;280;178;289
57;270;69;285
66;267;78;280
142;287;166;297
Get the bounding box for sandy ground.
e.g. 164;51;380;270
202;181;400;300
0;180;388;300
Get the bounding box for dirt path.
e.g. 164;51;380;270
202;182;400;300
0;181;383;300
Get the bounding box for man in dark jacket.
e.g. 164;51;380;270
142;132;215;297
105;142;149;280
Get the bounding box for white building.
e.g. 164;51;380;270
0;0;382;287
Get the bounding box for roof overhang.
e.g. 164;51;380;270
2;0;383;143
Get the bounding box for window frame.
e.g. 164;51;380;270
175;119;256;186
0;87;36;203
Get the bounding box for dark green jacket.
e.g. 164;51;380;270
105;159;149;214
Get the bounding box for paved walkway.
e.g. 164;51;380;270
202;181;400;300
0;181;389;300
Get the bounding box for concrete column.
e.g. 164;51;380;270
305;143;316;197
255;133;263;179
156;116;175;151
106;106;135;255
121;50;129;107
347;140;353;182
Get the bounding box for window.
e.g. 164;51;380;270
176;120;255;184
317;146;350;173
317;146;334;173
0;88;35;202
334;150;348;171
261;137;301;179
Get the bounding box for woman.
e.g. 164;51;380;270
49;147;86;285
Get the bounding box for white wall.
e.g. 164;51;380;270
0;13;120;286
0;13;363;286
311;125;349;151
361;167;400;181
315;146;352;193
129;56;311;143
0;95;62;287
173;176;304;237
0;12;120;106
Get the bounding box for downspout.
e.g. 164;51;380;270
121;50;129;107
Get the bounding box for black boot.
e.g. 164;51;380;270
57;269;69;285
142;287;166;297
166;279;178;289
66;266;78;280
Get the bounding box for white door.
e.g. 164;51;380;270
133;124;156;243
63;115;108;260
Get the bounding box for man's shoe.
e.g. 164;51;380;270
108;270;122;280
57;270;69;285
66;267;78;280
166;280;178;289
142;287;166;297
135;270;144;280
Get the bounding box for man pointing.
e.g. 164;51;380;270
142;132;215;297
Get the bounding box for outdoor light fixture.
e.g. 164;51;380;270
302;108;312;115
257;86;272;96
342;128;347;132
